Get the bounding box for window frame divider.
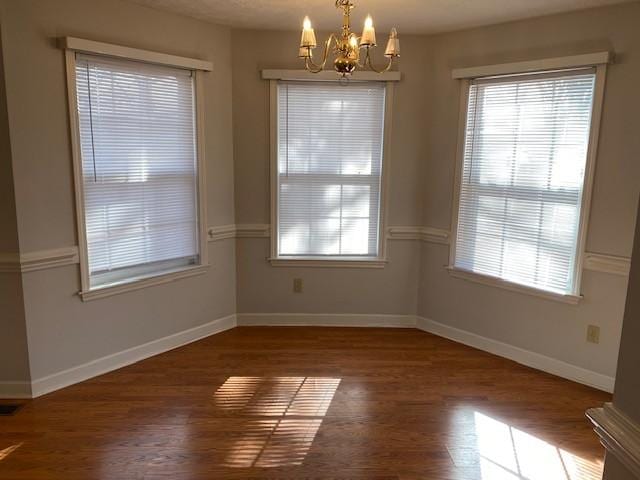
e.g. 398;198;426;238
449;59;609;299
63;40;210;300
268;76;395;266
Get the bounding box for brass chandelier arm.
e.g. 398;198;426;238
300;0;399;75
362;47;395;73
305;34;339;73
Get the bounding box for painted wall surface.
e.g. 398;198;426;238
1;0;638;391
603;455;637;480
0;0;237;380
236;239;421;315
418;2;640;379
611;197;640;424
603;199;640;479
232;3;639;378
0;30;30;385
231;30;427;315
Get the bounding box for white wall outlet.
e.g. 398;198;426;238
293;278;303;293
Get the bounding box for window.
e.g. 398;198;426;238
69;51;206;294
452;68;601;297
273;80;388;263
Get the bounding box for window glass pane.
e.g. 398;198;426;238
455;70;596;294
277;81;385;258
75;54;199;288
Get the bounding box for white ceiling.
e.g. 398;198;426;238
128;0;635;34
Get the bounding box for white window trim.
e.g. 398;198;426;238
451;52;610;80
60;37;213;72
266;70;397;268
447;267;582;305
63;38;211;301
448;54;610;302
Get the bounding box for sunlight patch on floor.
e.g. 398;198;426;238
213;376;340;468
0;443;22;462
474;412;603;480
222;418;323;467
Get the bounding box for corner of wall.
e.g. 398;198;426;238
0;22;32;394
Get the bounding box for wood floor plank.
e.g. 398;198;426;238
0;327;610;479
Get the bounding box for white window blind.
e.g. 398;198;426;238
75;54;200;289
276;81;386;258
454;69;596;294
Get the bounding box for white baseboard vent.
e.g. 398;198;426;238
29;314;237;398
237;313;417;329
416;316;615;393
0;381;32;399
587;403;640;478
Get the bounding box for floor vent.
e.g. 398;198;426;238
0;404;22;416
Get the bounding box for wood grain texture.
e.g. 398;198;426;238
0;327;610;479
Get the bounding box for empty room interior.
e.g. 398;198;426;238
1;0;640;478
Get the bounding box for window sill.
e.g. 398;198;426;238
269;257;388;269
446;266;582;305
79;264;209;302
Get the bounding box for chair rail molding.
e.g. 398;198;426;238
387;226;450;244
386;226;631;276
0;247;79;273
587;403;640;478
236;224;270;238
583;253;631;276
207;224;237;242
220;224;452;244
3;227;630;276
208;224;271;241
20;247;80;272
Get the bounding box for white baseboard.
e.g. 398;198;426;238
416;316;615;393
12;312;613;399
0;381;32;399
237;313;417;329
30;314;237;398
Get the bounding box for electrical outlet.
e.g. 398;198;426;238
293;278;303;293
587;325;600;344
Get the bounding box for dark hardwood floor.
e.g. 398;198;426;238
0;326;610;479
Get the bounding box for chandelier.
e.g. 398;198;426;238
299;0;400;76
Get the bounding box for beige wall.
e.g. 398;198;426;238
418;2;640;379
1;0;638;391
602;197;640;480
231;30;427;315
231;3;640;379
0;0;237;380
0;273;29;385
603;455;637;480
0;28;30;385
611;195;640;425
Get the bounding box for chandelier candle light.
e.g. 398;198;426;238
299;0;400;76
